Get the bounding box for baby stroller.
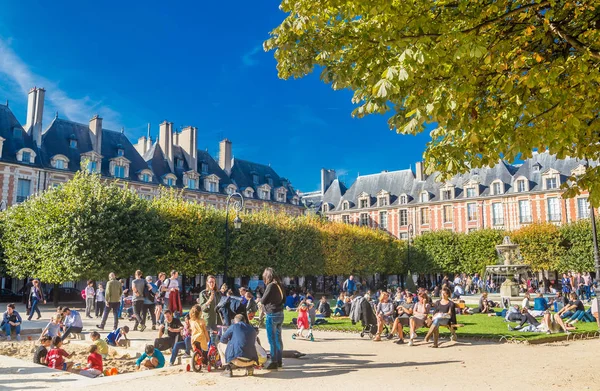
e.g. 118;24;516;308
350;296;380;339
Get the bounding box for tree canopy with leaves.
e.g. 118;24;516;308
265;0;600;203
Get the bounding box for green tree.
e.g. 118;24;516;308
2;171;164;285
459;229;505;274
510;222;564;271
412;230;461;273
559;219;597;272
265;1;600;203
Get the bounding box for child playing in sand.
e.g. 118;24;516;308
90;331;108;358
136;344;165;370
46;336;73;371
80;345;103;378
39;316;62;342
105;325;129;347
33;336;52;365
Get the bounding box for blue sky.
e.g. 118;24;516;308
0;1;430;191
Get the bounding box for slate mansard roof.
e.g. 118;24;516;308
312;153;588;213
0;103;299;202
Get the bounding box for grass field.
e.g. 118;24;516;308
281;309;600;342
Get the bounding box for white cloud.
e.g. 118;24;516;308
0;38;121;129
241;46;262;67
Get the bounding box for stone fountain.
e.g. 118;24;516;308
484;236;531;297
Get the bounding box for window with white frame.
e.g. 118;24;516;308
517;179;527;193
260;190;269;200
208;181;218;192
277;191;286;202
379;211;388;229
399;195;408;204
226;186;235;195
87;161;97;173
547;197;561;221
17;148;36;164
492;203;504;225
467;202;477;221
142;173;150;183
360;213;369;226
244;189;254;198
166;177;175;186
492;182;503;195
420;192;429;202
114;165;126;178
546;177;558;190
322;204;329;213
466;187;476;198
342;201;349;210
359;198;369;208
378;196;389;207
16;178;31;203
399;209;408;226
443;205;453;223
399;232;409;240
187;178;197;189
420;208;429;225
441;189;453;201
519;200;532;223
342;215;350;224
578;198;590;219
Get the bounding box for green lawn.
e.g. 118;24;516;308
282;310;599;342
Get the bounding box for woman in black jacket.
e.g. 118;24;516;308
261;267;285;370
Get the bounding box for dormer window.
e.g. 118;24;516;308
292;196;300;206
360;199;368;208
533;162;542;172
342;201;350;210
253;174;259;185
276;189;286;202
542;169;560;190
492;181;504;195
322;204;329;213
465;187;477;198
142;174;150;182
187;178;197;189
201;162;209;174
260;190;269;200
109;156;130;179
51;155;69;170
167;177;174;186
203;174;220;193
17;148;36;164
546;177;558;189
226;185;236;195
244;188;254;198
139;170;153;183
377;190;390;207
69;134;77;148
87;161;97;173
420;192;429;203
399;195;408;204
163;174;177;187
114;165;126;178
517;179;527;192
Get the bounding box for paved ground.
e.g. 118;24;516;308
2;303;600;391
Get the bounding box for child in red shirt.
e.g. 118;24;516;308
46;336;73;371
80;344;103;378
293;301;310;338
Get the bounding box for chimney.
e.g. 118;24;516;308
415;161;427;181
133;124;152;156
178;126;198;171
219;139;232;175
25;87;45;147
159;121;174;170
89;115;103;154
321;169;337;195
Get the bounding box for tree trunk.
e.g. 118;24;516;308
53;283;59;306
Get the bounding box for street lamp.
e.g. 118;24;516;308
224;192;244;286
406;223;414;289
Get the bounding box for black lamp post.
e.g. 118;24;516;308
406;223;414;288
224;192;244;286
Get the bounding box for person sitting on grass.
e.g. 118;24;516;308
105;325;129;347
425;287;456;348
39;315;62;342
79;344;103;378
46;336;73;371
558;293;586;320
2;303;22;341
530;293;549;317
219;314;259;377
333;293;345;317
390;293;414;344
169;314;192;366
373;292;394;342
479;292;494;314
318;296;332;318
508;307;541;331
90;331;108;358
408;293;431;346
136;344;165;370
33;336;52;365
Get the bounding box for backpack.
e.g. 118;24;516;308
143;283;155;302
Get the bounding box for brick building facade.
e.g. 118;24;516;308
302;154;593;238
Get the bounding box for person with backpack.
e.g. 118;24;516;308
131;270;147;331
142;276;158;331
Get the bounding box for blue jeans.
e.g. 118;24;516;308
28;298;40;320
170;336;191;364
266;312;284;365
2;323;21;336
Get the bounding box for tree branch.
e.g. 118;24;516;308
548;22;600;61
462;1;550;33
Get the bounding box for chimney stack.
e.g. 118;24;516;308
219;139;232;175
178;126;198;172
321;169;337;195
159;121;174;170
89;115;103;154
25;87;45;147
133;124;153;156
415;161;427;181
